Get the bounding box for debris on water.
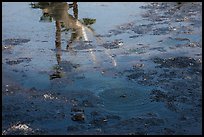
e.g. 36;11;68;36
2;45;13;50
128;46;147;54
149;47;166;52
108;29;123;36
152;27;171;35
117;22;134;31
82;100;94;107
111;54;116;57
174;37;191;42
133;64;144;69
129;35;141;38
3;38;30;46
43;94;56;100
89;117;108;126
100;39;123;49
49;72;63;80
6;58;32;65
6;60;24;65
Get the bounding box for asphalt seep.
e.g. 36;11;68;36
118;55;202;134
2;2;202;135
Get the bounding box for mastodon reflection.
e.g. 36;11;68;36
32;2;86;79
32;2;84;79
31;2;117;79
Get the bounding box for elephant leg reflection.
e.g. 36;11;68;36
73;2;78;19
55;21;62;65
66;2;78;52
66;32;77;55
50;21;62;80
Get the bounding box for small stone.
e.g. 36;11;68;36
91;111;99;116
119;94;127;98
67;126;78;131
71;113;85;121
163;128;175;135
95;128;102;132
71;107;84;112
133;64;144;68
82;100;93;107
180;115;187;121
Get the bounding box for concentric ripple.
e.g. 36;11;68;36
99;88;161;116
